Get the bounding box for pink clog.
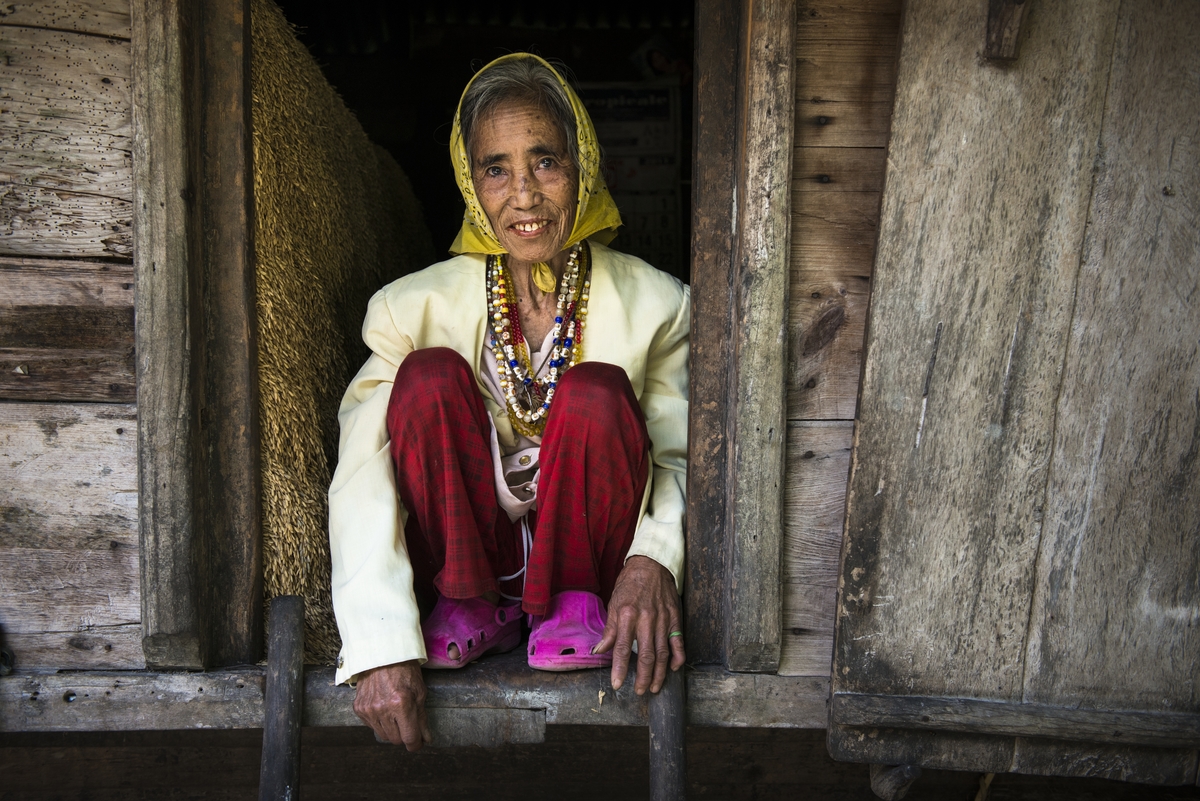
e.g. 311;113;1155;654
422;595;523;669
527;590;613;671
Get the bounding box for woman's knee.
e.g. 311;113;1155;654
556;362;638;415
391;347;474;404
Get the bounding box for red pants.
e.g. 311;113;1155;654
387;348;649;617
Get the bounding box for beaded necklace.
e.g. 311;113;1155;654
487;242;591;438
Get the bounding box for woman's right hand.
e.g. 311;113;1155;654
353;660;432;751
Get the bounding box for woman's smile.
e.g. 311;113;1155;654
471;101;578;268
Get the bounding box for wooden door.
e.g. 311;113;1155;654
830;0;1200;785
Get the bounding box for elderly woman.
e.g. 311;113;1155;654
328;53;688;750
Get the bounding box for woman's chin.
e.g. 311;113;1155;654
500;236;568;266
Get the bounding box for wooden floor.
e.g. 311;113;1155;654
3;727;1199;800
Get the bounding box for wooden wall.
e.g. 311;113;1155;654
779;0;902;677
0;1;142;670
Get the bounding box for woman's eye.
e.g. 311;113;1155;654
485;166;504;178
538;158;554;170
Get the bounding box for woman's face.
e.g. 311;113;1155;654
471;101;578;265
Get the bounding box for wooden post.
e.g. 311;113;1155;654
724;0;797;673
688;0;796;673
649;667;687;801
132;0;261;669
259;595;305;801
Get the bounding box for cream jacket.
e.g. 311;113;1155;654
329;242;689;684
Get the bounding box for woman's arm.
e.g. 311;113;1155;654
328;288;426;686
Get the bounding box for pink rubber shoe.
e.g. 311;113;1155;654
527;590;613;671
422;596;523;669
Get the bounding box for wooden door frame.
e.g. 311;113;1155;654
686;0;797;673
130;0;798;675
132;0;261;669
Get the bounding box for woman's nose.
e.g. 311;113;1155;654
511;170;542;206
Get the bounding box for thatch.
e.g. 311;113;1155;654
251;0;436;663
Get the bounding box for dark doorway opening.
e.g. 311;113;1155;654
271;1;695;283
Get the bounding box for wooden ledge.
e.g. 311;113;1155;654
0;653;828;744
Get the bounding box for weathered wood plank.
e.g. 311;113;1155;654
0;257;134;306
1;625;143;671
779;422;850;677
684;0;739;668
132;0;201;669
1023;0;1200;715
782;421;852;586
834;0;1119;705
0;402;141;669
796;0;903;43
1010;738;1200;786
0;347;135;402
787;274;868;420
0;26;132;258
984;0;1031;62
195;0;262;667
796;40;898;106
0;0;131;39
0;662;830;732
780;584;836;677
793;147;887;194
833;693;1200;750
794;101;894;149
830;0;1124;773
790;190;880;274
725;0;797;673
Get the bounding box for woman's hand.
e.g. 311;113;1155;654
593;555;686;694
353;660;433;751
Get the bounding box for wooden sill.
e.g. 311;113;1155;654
0;652;829;744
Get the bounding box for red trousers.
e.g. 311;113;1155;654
387;348;649;617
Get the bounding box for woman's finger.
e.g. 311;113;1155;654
609;605;638;690
650;611;671;693
634;613;657;695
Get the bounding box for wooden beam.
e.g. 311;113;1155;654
649;667;686;801
131;0;203;669
724;0;797;673
0;660;831;733
194;0;262;668
833;693;1200;751
131;0;260;669
259;596;303;801
685;0;740;666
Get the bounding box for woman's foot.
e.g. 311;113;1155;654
527;591;613;671
423;594;522;669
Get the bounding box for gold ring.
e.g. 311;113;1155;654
669;631;683;638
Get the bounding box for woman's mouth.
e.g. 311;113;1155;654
510;220;550;235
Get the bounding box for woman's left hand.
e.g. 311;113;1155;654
593;555;686;694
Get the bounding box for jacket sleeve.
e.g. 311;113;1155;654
625;282;690;593
328;287;426;685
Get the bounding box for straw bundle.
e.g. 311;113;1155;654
251;0;435;663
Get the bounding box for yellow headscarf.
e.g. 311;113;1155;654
449;53;622;256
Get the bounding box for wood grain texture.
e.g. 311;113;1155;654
779;422;851;676
834;0;1119;708
1023;0;1200;715
793;101;893;149
793;147;887;194
984;0;1031;61
725;0;797;673
0;259;135;401
796;0;904;43
795;39;899;106
787;273;869;420
131;0;202;669
0;660;830;732
194;0;262;668
0;402;142;670
0;0;131;39
833;693;1200;750
684;0;739;666
259;596;303;801
791;191;881;274
0;25;132;258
